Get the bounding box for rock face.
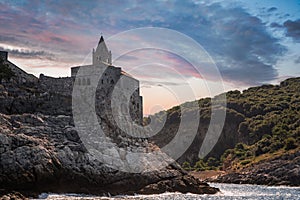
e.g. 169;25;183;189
0;113;219;197
207;151;300;186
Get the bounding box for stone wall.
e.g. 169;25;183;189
6;61;37;84
0;51;8;61
39;74;74;96
73;64;143;124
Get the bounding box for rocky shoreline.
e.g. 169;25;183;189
0;113;219;199
205;151;300;186
189;151;300;187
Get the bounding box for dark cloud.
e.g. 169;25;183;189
270;22;283;28
267;7;277;12
115;2;286;85
0;46;55;60
182;3;286;85
283;19;300;42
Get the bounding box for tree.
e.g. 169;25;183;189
0;58;14;83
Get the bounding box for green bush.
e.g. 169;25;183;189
194;159;207;171
235;143;245;150
207;157;220;167
182;161;192;171
240;159;251;165
285;138;297;150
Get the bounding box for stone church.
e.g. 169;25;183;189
40;36;143;124
1;36;143;125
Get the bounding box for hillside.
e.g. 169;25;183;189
149;77;300;186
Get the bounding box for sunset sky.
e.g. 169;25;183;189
1;0;300;114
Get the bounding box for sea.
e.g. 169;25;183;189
35;183;300;200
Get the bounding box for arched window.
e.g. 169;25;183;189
101;79;104;84
111;79;114;84
87;78;91;85
82;78;86;85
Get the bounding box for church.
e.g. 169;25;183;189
71;36;143;124
39;36;143;124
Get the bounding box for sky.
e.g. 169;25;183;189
0;0;300;115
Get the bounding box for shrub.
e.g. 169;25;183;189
240;159;251;165
182;161;192;171
235;143;245;150
207;157;220;167
285;138;297;150
194;159;207;171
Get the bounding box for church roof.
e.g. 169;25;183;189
98;35;104;44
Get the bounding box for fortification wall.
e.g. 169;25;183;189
39;74;74;96
6;61;38;84
0;51;8;61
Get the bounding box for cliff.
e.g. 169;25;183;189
0;113;218;198
0;63;219;197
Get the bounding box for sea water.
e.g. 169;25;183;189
36;183;300;200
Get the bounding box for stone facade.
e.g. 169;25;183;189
39;74;74;96
71;36;143;124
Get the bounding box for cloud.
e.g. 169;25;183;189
270;22;283;28
283;19;300;42
142;80;188;87
267;7;277;12
0;1;288;85
180;3;286;85
0;46;55;60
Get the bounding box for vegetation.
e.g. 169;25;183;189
176;77;300;171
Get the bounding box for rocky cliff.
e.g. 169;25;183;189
0;113;218;197
0;79;219;197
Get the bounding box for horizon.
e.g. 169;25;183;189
1;0;300;115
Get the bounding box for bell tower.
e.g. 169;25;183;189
92;36;112;65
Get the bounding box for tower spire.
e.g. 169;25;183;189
93;34;112;65
99;35;104;44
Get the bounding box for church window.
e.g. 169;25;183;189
82;78;86;85
101;79;103;84
87;78;91;85
111;79;114;84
